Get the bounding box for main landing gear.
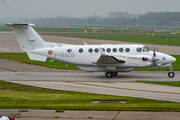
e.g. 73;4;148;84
105;71;118;78
168;65;175;78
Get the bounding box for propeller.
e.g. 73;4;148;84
152;45;160;72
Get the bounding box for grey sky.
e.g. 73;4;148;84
1;0;180;19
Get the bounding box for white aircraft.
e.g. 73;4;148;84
0;115;15;120
6;23;176;78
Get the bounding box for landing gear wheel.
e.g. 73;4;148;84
168;71;175;78
112;72;118;76
105;72;113;78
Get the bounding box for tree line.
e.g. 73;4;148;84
28;17;137;26
24;12;180;26
138;12;180;26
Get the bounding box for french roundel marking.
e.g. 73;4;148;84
48;50;53;55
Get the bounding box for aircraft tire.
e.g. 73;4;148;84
106;72;113;78
112;72;118;76
168;71;175;78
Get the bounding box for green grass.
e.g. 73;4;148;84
0;53;179;71
73;36;180;46
0;53;78;70
1;80;180;111
0;25;11;31
137;81;180;87
1;53;180;71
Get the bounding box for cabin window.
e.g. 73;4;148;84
95;48;99;53
119;48;123;52
102;48;105;52
113;48;117;53
88;48;93;53
107;48;111;53
125;48;130;52
79;48;83;53
67;49;72;53
136;48;142;52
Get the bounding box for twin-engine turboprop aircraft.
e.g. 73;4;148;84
6;23;176;78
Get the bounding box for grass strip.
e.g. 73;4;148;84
72;36;180;46
0;80;180;111
0;53;179;71
0;53;78;70
137;81;180;87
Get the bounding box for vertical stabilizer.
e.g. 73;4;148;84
5;23;46;51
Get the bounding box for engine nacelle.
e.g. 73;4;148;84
154;63;171;68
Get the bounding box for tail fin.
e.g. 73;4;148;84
5;23;46;51
6;23;47;61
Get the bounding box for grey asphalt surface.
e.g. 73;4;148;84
1;32;180;120
2;109;180;120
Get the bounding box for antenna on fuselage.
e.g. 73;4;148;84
83;42;88;45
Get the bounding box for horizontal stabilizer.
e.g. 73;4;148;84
27;52;47;61
5;23;35;27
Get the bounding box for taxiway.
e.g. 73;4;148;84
1;32;180;119
0;58;180;102
0;33;180;102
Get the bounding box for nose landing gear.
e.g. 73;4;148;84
168;65;175;78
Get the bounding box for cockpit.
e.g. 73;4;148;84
143;46;150;52
136;46;150;52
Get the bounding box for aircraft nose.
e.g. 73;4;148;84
168;55;176;63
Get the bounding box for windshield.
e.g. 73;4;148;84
143;46;150;52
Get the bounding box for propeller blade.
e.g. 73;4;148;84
153;61;155;73
151;45;160;72
152;45;155;73
153;45;155;57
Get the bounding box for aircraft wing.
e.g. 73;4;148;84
92;48;126;65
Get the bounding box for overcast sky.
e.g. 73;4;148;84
1;0;180;19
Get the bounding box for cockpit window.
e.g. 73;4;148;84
143;46;150;52
136;48;142;52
